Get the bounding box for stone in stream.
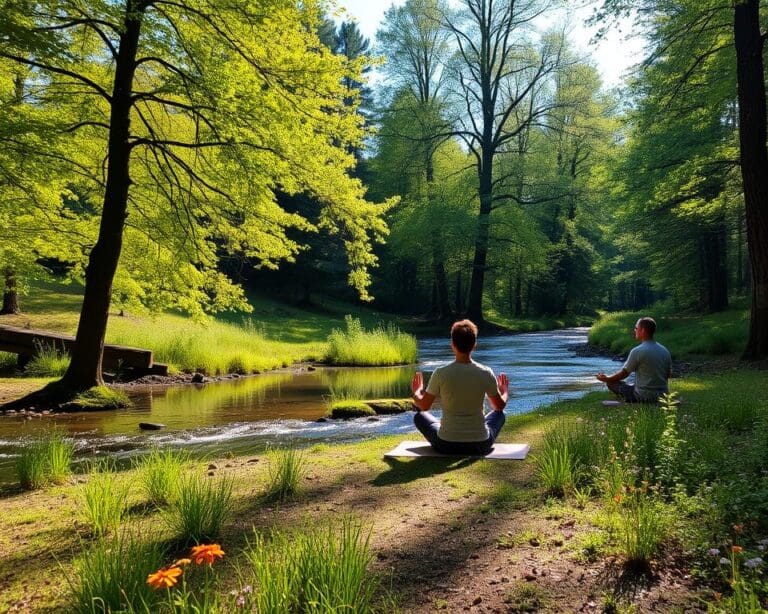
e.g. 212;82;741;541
191;372;206;383
138;422;165;431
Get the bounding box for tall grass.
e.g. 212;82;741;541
164;473;233;543
80;463;129;537
16;430;75;489
535;443;578;497
137;447;187;506
325;316;417;366
69;531;165;614
25;341;70;377
245;517;378;613
617;488;667;568
107;313;322;375
265;447;306;502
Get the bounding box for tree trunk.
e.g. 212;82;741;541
703;224;729;312
467;151;493;322
734;0;768;360
60;3;144;389
1;268;20;314
455;271;463;315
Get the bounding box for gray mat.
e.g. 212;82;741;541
384;440;530;460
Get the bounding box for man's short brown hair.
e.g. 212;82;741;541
636;317;657;337
451;319;478;353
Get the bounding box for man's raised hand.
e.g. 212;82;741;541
411;371;424;396
497;373;509;396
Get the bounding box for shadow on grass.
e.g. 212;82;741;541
370;456;480;487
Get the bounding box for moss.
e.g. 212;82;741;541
61;386;131;411
327;398;412;419
327;402;376;419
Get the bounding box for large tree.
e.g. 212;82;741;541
443;0;565;322
594;0;768;358
0;0;389;390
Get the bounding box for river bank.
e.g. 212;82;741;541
3;367;765;612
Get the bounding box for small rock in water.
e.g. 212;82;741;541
191;372;205;383
366;417;380;422
139;422;165;431
307;365;316;371
316;417;328;423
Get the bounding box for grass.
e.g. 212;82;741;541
164;472;234;543
16;430;74;489
80;463;129;537
2;369;768;612
69;531;166;614
589;304;750;357
244;517;377;613
25;342;70;377
264;447;306;502
137;447;187;506
325;316;417;366
326;398;411;419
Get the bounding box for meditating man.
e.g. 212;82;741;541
411;319;509;455
596;316;672;403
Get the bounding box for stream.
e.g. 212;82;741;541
0;327;619;483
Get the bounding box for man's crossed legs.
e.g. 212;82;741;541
413;410;505;455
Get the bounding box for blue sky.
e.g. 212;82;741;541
334;0;645;89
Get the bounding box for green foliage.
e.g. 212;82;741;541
16;430;74;489
25;342;70;377
589;308;750;357
79;463;129;538
265;447;306;502
137;448;187;507
68;531;165;614
164;473;233;544
535;442;579;497
244;518;378;613
656;393;683;488
616;487;668;567
325;316;417;366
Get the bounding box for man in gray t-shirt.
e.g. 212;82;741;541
411;319;509;454
596;316;672;403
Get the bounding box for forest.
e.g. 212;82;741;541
0;0;767;612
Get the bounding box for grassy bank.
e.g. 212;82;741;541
589;304;750;357
1;369;766;611
0;284;420;379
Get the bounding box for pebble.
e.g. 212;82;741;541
247;458;259;463
208;464;217;470
207;470;215;476
472;596;482;605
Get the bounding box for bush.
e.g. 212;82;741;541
616;487;668;568
535;443;578;497
62;386;131;411
325;316;417;366
164;473;233;543
69;531;166;614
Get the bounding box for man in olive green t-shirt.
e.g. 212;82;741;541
411;320;509;455
596;316;672;403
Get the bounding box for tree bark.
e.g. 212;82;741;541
1;268;20;315
734;0;768;360
60;2;144;389
703;224;729;312
467;150;493;322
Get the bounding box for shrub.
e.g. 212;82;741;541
62;386;131;411
69;531;165;614
137;447;187;506
16;430;74;489
245;517;377;613
164;473;233;543
265;447;306;502
80;463;129;537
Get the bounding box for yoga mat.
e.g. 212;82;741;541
384;440;530;460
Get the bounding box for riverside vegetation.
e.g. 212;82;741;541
3;357;767;611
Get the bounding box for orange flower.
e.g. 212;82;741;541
733;524;744;534
174;558;192;567
147;565;183;590
613;494;623;504
190;544;225;565
732;545;743;554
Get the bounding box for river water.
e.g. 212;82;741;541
0;327;618;482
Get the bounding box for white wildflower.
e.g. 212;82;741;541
708;548;721;556
720;557;730;565
745;557;763;569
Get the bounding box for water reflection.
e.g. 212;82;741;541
0;328;619;482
